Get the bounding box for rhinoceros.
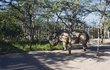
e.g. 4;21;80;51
48;29;89;54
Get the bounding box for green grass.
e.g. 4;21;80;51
33;44;51;51
0;41;24;54
33;43;63;51
17;43;63;51
0;41;63;54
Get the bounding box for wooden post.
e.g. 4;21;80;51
97;25;101;56
97;27;100;56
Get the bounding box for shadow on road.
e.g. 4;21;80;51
31;45;110;65
0;53;53;70
1;45;110;70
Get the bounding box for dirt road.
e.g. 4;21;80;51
1;48;110;70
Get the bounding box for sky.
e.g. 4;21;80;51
84;12;101;26
82;0;106;27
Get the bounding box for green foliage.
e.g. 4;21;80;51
0;12;23;41
104;19;110;31
40;13;54;19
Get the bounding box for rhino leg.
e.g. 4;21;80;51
62;42;67;50
82;44;87;52
67;43;72;54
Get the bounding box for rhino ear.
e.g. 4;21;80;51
47;34;53;40
47;35;50;40
53;33;57;37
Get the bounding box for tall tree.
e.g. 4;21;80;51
8;0;39;50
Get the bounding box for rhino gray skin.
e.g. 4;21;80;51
48;29;89;54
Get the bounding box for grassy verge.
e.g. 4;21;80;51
15;43;63;51
0;41;63;54
0;41;24;54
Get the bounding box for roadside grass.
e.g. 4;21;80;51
0;41;24;54
0;41;63;54
15;43;63;51
33;43;63;51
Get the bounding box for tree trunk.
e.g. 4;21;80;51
29;14;33;50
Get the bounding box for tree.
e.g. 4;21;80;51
0;10;22;42
50;0;90;30
7;0;39;50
